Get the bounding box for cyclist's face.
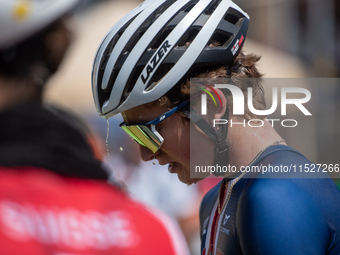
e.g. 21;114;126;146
122;101;211;185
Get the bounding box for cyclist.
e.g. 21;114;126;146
0;0;189;254
92;0;340;254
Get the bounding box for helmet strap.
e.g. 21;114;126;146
188;108;229;176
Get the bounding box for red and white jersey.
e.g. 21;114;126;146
0;166;189;255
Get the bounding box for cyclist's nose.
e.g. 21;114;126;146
139;145;157;162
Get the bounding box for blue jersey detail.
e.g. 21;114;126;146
200;145;340;255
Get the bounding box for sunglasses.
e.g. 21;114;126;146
120;99;190;153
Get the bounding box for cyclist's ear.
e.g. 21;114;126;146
208;88;227;123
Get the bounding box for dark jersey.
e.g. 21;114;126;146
200;145;340;255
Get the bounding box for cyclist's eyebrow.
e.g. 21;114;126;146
122;112;142;123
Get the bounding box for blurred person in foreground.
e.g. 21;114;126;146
0;0;189;254
92;0;340;254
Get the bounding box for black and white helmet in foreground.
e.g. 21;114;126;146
92;0;249;118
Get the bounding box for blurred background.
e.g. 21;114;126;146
42;0;340;254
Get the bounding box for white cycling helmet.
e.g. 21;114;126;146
0;0;81;49
92;0;249;118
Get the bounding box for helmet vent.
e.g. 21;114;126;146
224;7;246;24
207;32;232;47
224;13;239;25
100;0;176;106
146;63;175;91
177;28;201;47
124;0;202;92
101;17;135;62
184;3;196;13
114;1;175;62
149;28;172;49
204;0;222;15
97;15;137;97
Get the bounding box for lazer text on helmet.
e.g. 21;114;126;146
141;40;172;84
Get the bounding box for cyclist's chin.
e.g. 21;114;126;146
175;164;203;185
